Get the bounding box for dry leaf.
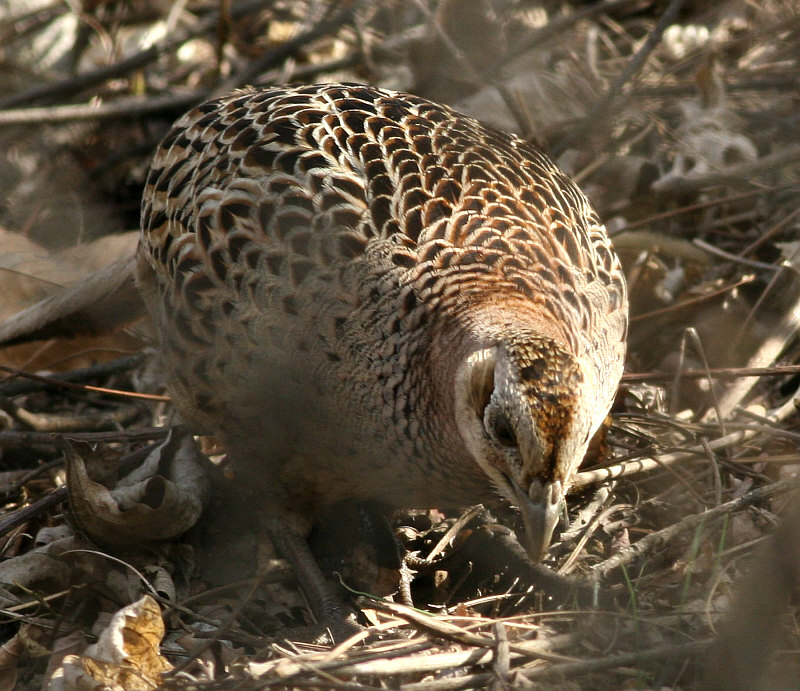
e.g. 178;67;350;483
0;633;23;691
49;595;171;691
43;627;86;688
0;623;52;691
66;428;211;546
0;230;143;370
0;254;141;346
0;230;77;316
0;551;71;609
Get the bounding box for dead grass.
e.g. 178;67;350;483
0;0;799;688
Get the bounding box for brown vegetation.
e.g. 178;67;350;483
0;0;799;688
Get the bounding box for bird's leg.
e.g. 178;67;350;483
266;520;363;641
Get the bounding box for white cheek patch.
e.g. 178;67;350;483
465;347;495;366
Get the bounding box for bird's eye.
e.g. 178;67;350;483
492;415;517;447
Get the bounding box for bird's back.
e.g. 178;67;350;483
137;83;627;510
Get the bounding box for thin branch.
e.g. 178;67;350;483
552;0;687;155
652;145;800;195
622;363;800;384
591;477;800;577
0;0;272;110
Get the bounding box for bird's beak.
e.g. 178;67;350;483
512;478;562;561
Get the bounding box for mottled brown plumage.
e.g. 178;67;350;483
136;83;627;613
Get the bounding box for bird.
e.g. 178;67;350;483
136;82;628;628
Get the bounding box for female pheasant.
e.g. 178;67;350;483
137;83;628;623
